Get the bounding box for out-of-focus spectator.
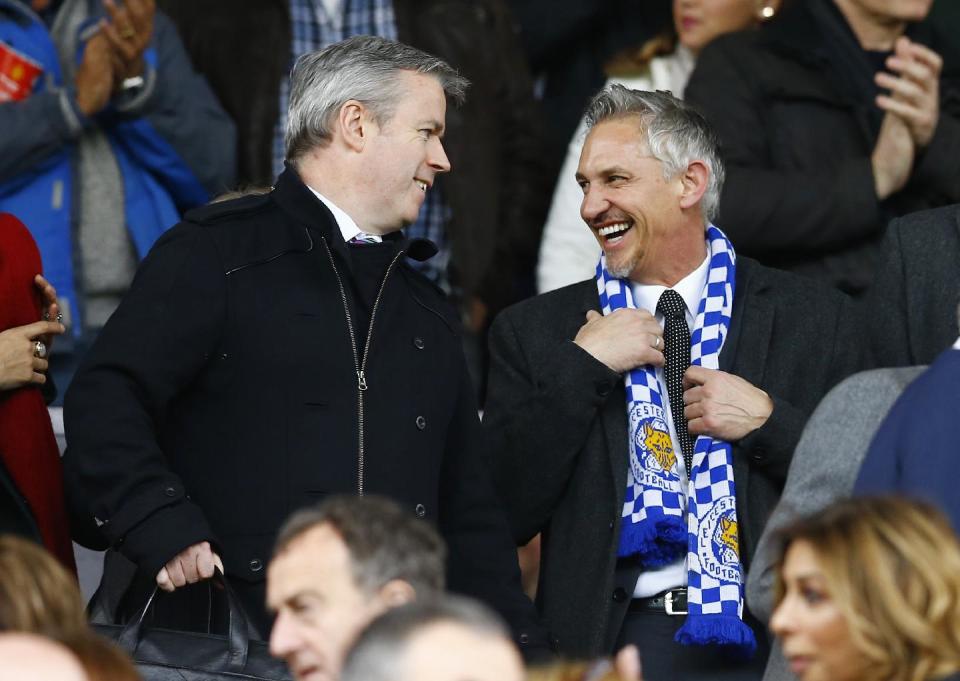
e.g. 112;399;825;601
66;634;141;681
0;534;87;639
267;495;446;681
159;0;550;364
0;633;88;681
507;0;671;180
0;213;72;570
527;646;641;681
537;0;781;293
771;497;960;681
854;336;960;530
341;596;525;681
864;204;960;367
0;0;235;396
685;0;960;295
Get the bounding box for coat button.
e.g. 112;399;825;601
249;558;263;573
164;487;176;497
751;449;767;464
596;380;612;397
415;503;426;518
518;633;529;645
608;521;614;530
612;587;627;602
413;337;425;350
415;416;427;430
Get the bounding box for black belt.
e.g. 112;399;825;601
628;588;688;615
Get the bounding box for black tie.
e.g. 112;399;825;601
657;289;694;478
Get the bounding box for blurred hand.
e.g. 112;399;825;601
682;366;772;441
156;541;224;592
574;308;664;374
871;111;914;200
614;645;642;681
75;30;116;116
101;0;155;82
0;320;65;391
34;274;61;351
875;37;941;148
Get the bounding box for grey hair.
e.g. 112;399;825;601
272;495;446;596
583;85;725;223
285;35;469;163
341;596;510;681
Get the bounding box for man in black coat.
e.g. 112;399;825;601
63;36;545;654
684;0;960;295
483;86;862;679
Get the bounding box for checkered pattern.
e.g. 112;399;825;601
598;226;755;653
272;0;450;290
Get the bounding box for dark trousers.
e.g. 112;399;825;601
616;610;769;681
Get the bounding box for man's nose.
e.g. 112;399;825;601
429;137;452;173
580;185;609;223
269;611;301;659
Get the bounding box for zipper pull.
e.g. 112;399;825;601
357;370;368;391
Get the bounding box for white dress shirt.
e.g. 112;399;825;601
306;185;382;244
629;253;710;598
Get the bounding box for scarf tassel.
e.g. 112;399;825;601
617;516;687;567
675;615;757;659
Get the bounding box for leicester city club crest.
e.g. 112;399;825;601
629;404;678;489
697;495;741;582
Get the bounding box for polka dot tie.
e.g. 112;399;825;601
657;289;694;477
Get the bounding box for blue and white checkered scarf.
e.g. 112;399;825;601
596;225;755;654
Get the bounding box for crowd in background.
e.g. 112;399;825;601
1;0;960;680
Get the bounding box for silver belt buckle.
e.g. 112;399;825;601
665;590;687;616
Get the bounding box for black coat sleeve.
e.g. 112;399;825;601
439;357;551;659
483;308;620;544
63;222;225;578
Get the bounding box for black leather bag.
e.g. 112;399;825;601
93;572;291;680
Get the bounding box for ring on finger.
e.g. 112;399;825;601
653;335;662;350
34;340;48;359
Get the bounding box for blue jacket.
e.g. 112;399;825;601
854;347;960;530
0;0;235;332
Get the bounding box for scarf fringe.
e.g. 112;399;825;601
675;616;757;658
617;516;686;567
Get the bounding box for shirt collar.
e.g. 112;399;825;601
305;185;381;244
632;253;711;319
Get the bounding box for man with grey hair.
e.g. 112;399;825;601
64;36;544;652
341;596;524;681
483;85;862;680
267;495;446;681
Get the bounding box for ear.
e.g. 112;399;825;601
678;160;709;212
338;100;374;153
377;579;417;608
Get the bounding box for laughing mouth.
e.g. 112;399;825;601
415;179;429;192
596;221;632;243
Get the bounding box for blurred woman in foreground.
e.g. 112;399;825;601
771;497;960;681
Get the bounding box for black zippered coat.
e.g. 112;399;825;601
63;168;546;651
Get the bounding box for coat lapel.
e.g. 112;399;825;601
720;259;774;387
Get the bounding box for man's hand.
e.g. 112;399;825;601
574;309;664;374
101;0;155;83
682;366;772;441
876;37;942;148
614;645;642;681
156;541;224;592
871;111;914;200
0;320;65;392
75;31;117;116
34;274;61;352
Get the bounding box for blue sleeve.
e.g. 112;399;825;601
110;10;236;197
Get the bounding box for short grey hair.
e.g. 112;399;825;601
285;35;469;163
583;85;725;223
341;596;510;681
272;495;446;596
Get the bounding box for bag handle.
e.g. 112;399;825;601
117;568;251;671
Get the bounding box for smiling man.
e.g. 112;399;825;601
482;86;863;681
64;36;544;654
